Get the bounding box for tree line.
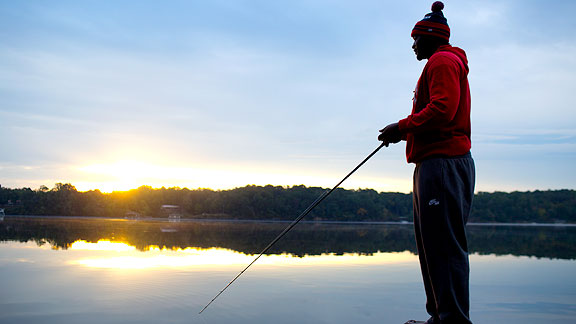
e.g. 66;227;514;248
0;184;574;223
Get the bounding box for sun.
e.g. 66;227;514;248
74;160;162;192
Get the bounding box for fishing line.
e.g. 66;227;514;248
199;142;386;314
197;313;210;324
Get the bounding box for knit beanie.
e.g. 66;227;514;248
411;1;450;42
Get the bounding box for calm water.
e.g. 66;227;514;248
1;217;575;324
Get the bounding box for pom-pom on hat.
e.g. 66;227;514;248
411;1;450;42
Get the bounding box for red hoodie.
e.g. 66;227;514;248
398;45;471;163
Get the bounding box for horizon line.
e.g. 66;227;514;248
1;182;573;195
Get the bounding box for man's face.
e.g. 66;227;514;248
412;36;437;61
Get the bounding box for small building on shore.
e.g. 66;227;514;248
161;205;182;221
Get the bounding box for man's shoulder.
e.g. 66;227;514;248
429;51;461;65
426;50;467;74
429;45;468;69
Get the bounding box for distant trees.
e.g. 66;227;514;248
470;190;576;223
0;184;574;223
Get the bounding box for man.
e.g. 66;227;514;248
378;2;475;324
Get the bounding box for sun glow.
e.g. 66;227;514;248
68;240;416;270
70;240;136;252
75;160;181;193
73;159;412;193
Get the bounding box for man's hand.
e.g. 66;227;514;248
378;122;402;146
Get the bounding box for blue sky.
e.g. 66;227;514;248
1;0;575;193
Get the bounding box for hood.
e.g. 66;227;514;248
437;45;469;73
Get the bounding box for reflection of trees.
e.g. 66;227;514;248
1;218;575;260
467;225;576;260
0;218;416;255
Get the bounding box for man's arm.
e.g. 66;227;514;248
398;56;461;134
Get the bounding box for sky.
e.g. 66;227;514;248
1;0;575;193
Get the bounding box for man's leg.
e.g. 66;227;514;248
413;154;475;324
413;163;439;324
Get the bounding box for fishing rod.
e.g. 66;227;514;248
199;142;387;314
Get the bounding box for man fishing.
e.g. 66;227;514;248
378;2;475;324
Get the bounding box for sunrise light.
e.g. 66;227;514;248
68;240;416;270
70;240;136;252
73;160;410;193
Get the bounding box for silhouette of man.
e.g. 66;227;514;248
378;2;475;323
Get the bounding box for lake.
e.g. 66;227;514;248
1;216;575;324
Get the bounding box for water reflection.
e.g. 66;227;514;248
1;217;575;260
66;239;416;270
71;240;136;252
1;217;575;324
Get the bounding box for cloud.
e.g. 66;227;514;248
470;41;576;130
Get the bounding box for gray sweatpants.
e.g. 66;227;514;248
413;153;475;324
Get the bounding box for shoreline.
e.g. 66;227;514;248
3;215;576;227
